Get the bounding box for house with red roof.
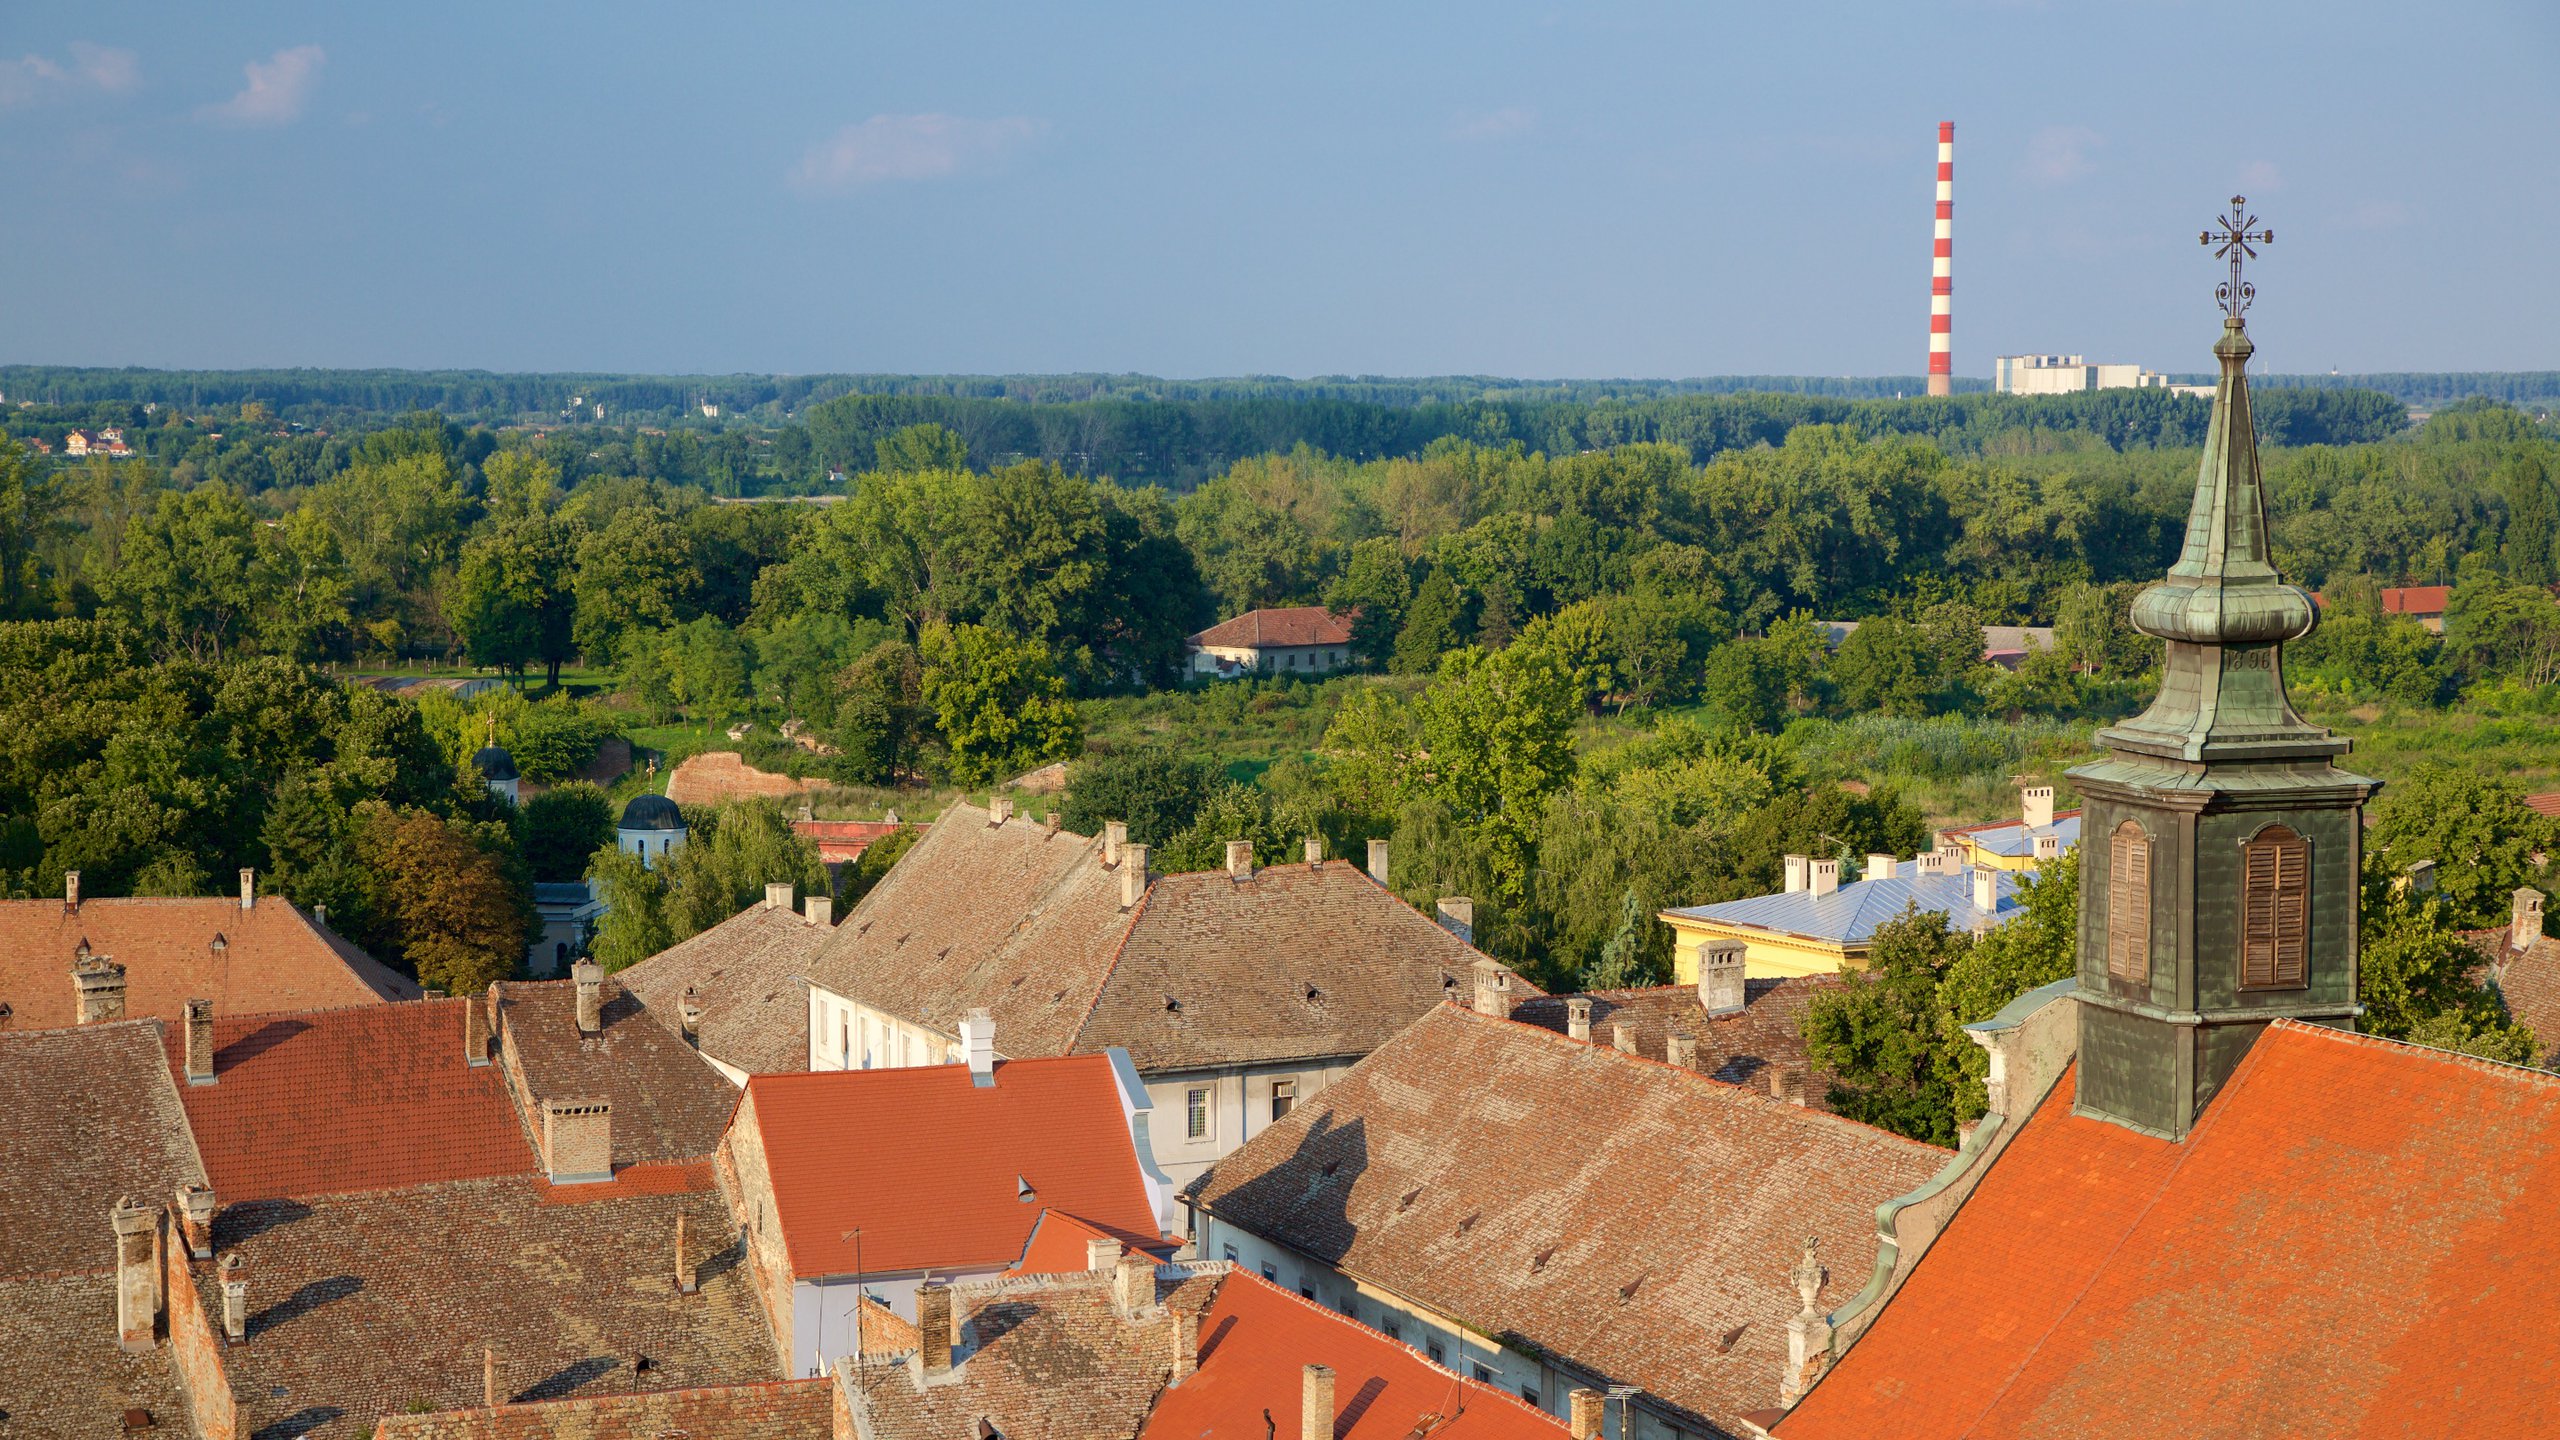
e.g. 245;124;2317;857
1186;605;1356;678
719;1035;1176;1376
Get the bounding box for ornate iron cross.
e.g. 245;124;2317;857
2200;195;2273;318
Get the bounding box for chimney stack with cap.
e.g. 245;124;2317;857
1912;849;1949;877
1087;1237;1120;1273
2515;889;2546;953
1701;938;1748;1019
1971;866;1998;919
1104;820;1127;867
764;882;793;911
1566;997;1592;1041
540;1097;613;1183
113;1199;158;1352
1808;859;1840;898
239;867;255;911
1301;1365;1336;1440
1226;840;1254;879
64;869;80;909
1667;1032;1699;1070
484;1347;499;1410
177;1184;216;1258
675;1213;698;1294
573;958;602;1035
1569;1389;1604;1440
961;1008;996;1087
184;998;216;1085
804;894;832;928
1171;1304;1201;1382
73;955;127;1025
989;796;1015;826
220;1254;248;1343
918;1283;955;1374
1113;1249;1154;1318
2022;786;2055;830
1435;897;1474;946
1866;854;1897;880
1784;854;1809;893
1121;844;1151;909
1769;1065;1807;1106
464;994;491;1066
2033;833;2061;863
1470;956;1512;1020
1304;836;1324;867
1367;838;1389;887
679;988;704;1048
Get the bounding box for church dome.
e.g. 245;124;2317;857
472;745;519;782
619;793;685;831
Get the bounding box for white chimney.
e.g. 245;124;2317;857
1700;939;1747;1019
1612;1023;1636;1054
1087;1237;1120;1272
2022;786;2055;830
989;796;1015;825
806;894;834;927
1865;854;1897;880
1808;859;1840;898
1913;849;1950;877
2515;888;2546;953
764;881;792;911
1304;836;1324;866
961;1007;996;1087
573;958;602;1035
1470;956;1513;1020
1936;843;1967;872
1566;997;1592;1041
1783;855;1809;893
113;1199;158;1353
1435;897;1475;946
1226;840;1254;879
1121;844;1151;909
1972;866;1999;917
1666;1032;1698;1070
219;1254;247;1343
64;869;79;909
2033;833;2062;863
1367;838;1389;887
1104;821;1127;868
239;867;255;911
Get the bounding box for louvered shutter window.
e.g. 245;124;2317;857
2242;827;2310;989
2107;821;2151;984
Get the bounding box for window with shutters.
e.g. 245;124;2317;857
2107;821;2152;984
2241;826;2310;989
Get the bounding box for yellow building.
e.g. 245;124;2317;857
1660;850;2022;981
1941;786;2081;873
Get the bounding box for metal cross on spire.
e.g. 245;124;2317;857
2200;195;2273;319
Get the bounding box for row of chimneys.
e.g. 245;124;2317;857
109;1187;236;1353
63;867;264;912
1784;850;2010;912
761;882;834;929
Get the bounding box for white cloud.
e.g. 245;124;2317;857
1448;106;1537;142
0;42;138;107
2023;124;2102;183
199;44;325;127
788;113;1045;193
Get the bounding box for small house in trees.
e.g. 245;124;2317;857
1184;606;1355;679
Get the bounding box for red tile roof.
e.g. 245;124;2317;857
741;1055;1164;1278
1010;1208;1177;1276
793;819;908;863
0;895;418;1030
1777;1024;2560;1440
2525;791;2560;820
1147;1272;1570;1440
2381;583;2453;615
1186;606;1356;651
167;997;535;1202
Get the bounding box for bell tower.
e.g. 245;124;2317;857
2066;199;2379;1139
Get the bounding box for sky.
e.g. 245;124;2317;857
4;1;2555;380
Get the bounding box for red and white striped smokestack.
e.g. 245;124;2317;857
1927;121;1954;397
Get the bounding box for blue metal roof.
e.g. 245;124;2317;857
1664;867;2025;947
1956;814;2082;859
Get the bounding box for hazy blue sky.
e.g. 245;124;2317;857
5;2;2554;378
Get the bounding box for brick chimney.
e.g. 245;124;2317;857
1367;838;1389;887
73;954;127;1025
1565;997;1592;1041
1701;938;1747;1019
176;1184;216;1258
183;998;216;1085
239;867;255;911
1112;1249;1154;1318
1783;855;1809;893
1612;1024;1636;1054
1807;859;1840;898
1121;844;1151;909
675;1213;698;1295
961;1007;996;1088
484;1346;500;1410
2022;786;2055;830
540;1097;612;1184
220;1254;248;1343
678;988;705;1048
464;994;491;1067
573;958;602;1035
1104;821;1127;868
113;1199;158;1353
989;797;1015;826
1226;840;1254;879
764;882;793;911
1435;897;1475;946
1666;1032;1698;1070
1769;1065;1807;1106
1469;957;1512;1020
1304;836;1324;866
2515;888;2545;953
918;1282;955;1374
1865;853;1897;880
1301;1364;1336;1440
64;869;79;910
1569;1389;1604;1440
1171;1305;1201;1382
805;895;833;928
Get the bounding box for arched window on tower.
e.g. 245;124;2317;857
2108;820;2151;985
2242;826;2310;989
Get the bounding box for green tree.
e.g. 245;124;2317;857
1831;617;1936;717
656;802;828;940
918;622;1082;784
2359;858;2540;1062
2500;453;2558;587
1805;906;1971;1144
873;423;970;475
99;483;276;663
1060;746;1222;847
0;441;54;619
831;639;924;784
1393;568;1464;675
481;449;563;522
842;823;919;907
521;783;616;884
1326;538;1412;669
452;516;578;685
572;506;699;666
666;616;753;723
257;504;354;664
2368;764;2553;929
1412;645;1577;903
586;845;673;972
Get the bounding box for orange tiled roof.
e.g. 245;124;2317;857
1145;1272;1570;1440
1186;606;1355;650
742;1055;1163;1278
1009;1208;1177;1276
1777;1024;2560;1440
371;1379;837;1439
167;997;536;1202
0;894;418;1030
2381;584;2453;615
